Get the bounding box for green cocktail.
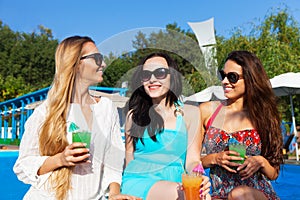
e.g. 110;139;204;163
229;143;246;164
72;131;91;148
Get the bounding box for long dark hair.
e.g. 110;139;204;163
225;50;283;168
127;52;182;148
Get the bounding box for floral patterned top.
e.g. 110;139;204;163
204;105;279;199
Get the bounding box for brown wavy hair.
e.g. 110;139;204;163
225;50;283;169
39;36;94;199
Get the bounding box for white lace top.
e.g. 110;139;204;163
13;97;125;200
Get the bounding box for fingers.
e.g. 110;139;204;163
108;194;142;200
228;150;241;156
200;175;211;198
229;155;245;163
239;165;256;180
203;193;212;200
69;142;89;149
223;165;238;173
216;151;244;173
237;160;260;180
60;143;90;166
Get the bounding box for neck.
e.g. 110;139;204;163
72;79;93;105
225;97;244;111
152;97;175;115
152;96;167;107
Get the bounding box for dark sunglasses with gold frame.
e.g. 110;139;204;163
218;70;243;84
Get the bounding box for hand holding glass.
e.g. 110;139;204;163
229;143;246;164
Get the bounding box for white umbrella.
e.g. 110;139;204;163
184;85;227;103
270;72;300;161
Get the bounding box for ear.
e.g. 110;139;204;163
76;62;82;73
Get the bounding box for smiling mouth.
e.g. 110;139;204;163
96;67;103;72
148;85;161;90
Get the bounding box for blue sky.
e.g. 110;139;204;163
0;0;299;55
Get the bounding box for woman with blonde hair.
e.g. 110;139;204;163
14;36;137;200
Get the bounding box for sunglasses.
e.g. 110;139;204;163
218;70;243;84
141;68;170;82
80;53;103;67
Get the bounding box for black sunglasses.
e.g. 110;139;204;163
141;68;170;82
80;53;103;67
218;70;243;84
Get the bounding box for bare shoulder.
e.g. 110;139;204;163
183;103;199;115
199;101;221;120
182;104;200;124
125;110;134;132
125;109;133;119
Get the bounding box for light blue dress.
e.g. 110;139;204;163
121;109;187;199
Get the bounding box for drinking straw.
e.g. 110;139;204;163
180;160;187;174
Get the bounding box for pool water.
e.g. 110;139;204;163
0;151;299;200
0;151;29;200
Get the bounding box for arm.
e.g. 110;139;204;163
37;143;90;175
124;111;134;166
184;104;202;173
103;104;140;200
13;104;53;186
13;103;90;186
184;104;211;198
101;103;125;195
199;102;217;168
260;160;279;180
108;182;142;200
237;155;279;180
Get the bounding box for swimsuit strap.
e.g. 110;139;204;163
174;100;184;115
206;103;223;129
174;100;184;130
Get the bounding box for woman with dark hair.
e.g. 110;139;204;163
199;50;283;199
121;52;211;200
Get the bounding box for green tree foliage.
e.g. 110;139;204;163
216;7;300;75
100;53;134;88
0;75;31;101
0;21;58;100
0;7;299;124
215;7;300;124
104;24;208;96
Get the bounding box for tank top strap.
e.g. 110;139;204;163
174;100;184;130
206;103;223;128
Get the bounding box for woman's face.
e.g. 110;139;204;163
221;59;245;100
142;56;171;101
78;42;106;85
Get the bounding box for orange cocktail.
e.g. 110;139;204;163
182;173;202;200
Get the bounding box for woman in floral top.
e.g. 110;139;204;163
199;50;283;199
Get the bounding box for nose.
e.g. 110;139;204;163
101;61;107;69
149;73;157;82
221;76;230;84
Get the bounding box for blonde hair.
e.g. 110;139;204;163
39;36;94;200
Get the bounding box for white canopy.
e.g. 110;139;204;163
270;72;300;161
184;85;226;103
270;72;300;96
